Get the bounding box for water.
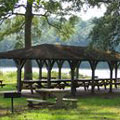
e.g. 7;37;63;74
0;67;120;78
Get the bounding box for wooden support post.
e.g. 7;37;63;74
108;61;115;93
69;60;78;96
76;68;79;79
57;60;64;79
48;67;51;88
114;62;118;88
36;60;44;80
110;69;113;93
17;67;22;92
58;67;62;79
39;68;42;80
89;61;98;93
71;68;76;96
45;60;54;88
36;60;44;87
91;68;95;93
115;62;118;79
14;59;26;92
76;61;81;79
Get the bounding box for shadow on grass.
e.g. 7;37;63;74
0;83;16;92
0;101;119;120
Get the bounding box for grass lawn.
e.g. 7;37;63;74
0;94;120;120
0;71;120;119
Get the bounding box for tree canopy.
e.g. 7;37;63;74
0;0;117;79
0;0;113;44
90;1;120;51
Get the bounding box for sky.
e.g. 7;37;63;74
79;4;106;20
17;0;106;21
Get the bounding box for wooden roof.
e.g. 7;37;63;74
0;44;120;61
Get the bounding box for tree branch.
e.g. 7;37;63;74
33;2;42;9
0;14;12;25
12;12;25;16
33;11;62;32
14;4;26;9
0;12;25;25
99;0;113;3
44;15;62;31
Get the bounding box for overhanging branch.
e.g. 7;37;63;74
14;4;26;9
12;12;25;16
0;14;12;25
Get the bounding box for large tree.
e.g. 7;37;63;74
0;0;80;79
0;0;112;79
90;1;120;51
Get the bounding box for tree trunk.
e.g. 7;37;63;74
24;1;33;80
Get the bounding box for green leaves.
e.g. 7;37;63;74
0;16;25;41
90;1;120;51
1;0;117;50
0;0;18;18
41;0;62;13
53;18;76;41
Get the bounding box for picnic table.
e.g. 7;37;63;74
21;79;71;93
76;78;116;89
21;78;119;94
36;88;70;107
21;80;41;94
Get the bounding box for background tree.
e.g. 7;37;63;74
0;0;113;79
90;1;120;51
0;0;83;79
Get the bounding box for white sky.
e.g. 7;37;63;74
17;0;106;21
79;4;106;20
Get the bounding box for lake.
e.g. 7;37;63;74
0;67;120;78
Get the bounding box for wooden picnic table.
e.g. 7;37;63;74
75;78;117;90
22;78;119;94
22;79;71;93
21;80;41;94
36;88;70;108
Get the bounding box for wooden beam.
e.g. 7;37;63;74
45;60;55;88
89;61;98;93
14;59;26;92
36;59;44;80
115;62;119;80
76;61;81;79
108;61;115;93
69;60;79;96
56;60;64;79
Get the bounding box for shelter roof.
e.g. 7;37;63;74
0;44;119;61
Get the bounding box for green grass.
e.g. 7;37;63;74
1;95;120;120
0;84;16;91
0;71;120;119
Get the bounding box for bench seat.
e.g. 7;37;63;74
27;98;54;107
63;98;78;107
112;82;120;85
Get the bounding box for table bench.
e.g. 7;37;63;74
76;78;118;90
63;98;78;107
112;82;120;85
76;80;103;91
21;80;40;94
36;89;70;108
27;98;53;107
22;79;71;94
